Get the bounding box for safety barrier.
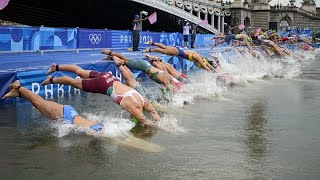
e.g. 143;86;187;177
0;52;196;104
0;26;216;52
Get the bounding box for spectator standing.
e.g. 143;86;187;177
132;14;147;51
190;23;198;48
183;20;191;49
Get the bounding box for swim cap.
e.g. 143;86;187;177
247;37;252;43
134;14;139;18
207;57;218;68
272;30;276;33
90;124;103;132
131;117;139;123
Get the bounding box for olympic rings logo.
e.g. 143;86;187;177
89;34;102;44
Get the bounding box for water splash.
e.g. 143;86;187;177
49;112;165;152
167;47;317;108
157;114;188;134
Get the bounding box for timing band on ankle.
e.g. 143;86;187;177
16;85;22;98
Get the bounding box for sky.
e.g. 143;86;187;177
269;0;303;6
270;0;320;7
228;0;320;7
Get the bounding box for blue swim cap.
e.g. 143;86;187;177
90;124;103;132
134;14;139;18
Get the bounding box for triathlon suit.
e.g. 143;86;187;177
63;105;79;124
281;37;292;43
175;46;196;61
63;104;102;132
82;70;144;107
109;88;145;108
301;44;313;51
252;36;262;46
126;59;167;85
82;71;119;94
174;47;209;69
225;34;237;43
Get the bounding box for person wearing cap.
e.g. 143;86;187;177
183;20;191;49
132;14;148;51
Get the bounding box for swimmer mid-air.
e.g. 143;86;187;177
2;80;103;132
41;63;162;128
2;80;164;152
142;42;215;72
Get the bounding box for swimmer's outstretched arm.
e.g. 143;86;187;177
143;100;161;122
101;49;128;62
110;56;137;88
244;40;252;50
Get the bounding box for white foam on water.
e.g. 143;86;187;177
170;71;224;107
50;112;165;152
168;47;317;108
83;112;135;138
156;114;188;134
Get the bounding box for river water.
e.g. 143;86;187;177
0;51;319;179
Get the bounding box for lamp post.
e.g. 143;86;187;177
140;11;148;31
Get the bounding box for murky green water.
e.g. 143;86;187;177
0;54;319;179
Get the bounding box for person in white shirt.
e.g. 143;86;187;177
183;20;191;49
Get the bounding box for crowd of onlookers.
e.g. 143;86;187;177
0;19;24;26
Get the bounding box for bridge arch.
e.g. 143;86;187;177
279;15;292;30
244;17;251;33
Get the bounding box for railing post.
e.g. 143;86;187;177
218;15;221;32
211;14;215;29
222;15;225;34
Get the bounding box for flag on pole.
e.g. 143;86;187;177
0;0;10;10
200;19;208;26
148;12;157;24
238;23;245;30
256;27;261;33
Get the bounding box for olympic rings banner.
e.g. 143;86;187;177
0;26;191;51
78;28;109;49
0;25;316;52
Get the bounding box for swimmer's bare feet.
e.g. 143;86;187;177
2;89;19;99
9;80;21;89
144;41;154;45
142;48;150;53
101;49;112;55
103;56;113;61
144;53;154;61
41;75;53;86
112;56;124;66
47;63;57;75
144;53;161;62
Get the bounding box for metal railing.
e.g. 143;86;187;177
130;0;220;34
